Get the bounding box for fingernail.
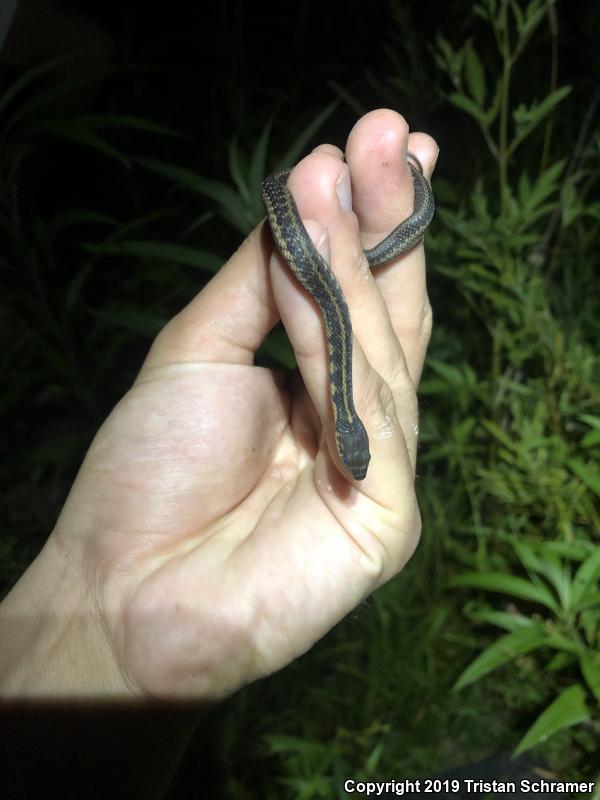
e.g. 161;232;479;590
335;168;352;212
426;147;440;177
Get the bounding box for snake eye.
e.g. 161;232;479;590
337;424;371;481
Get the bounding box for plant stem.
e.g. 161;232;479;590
539;3;558;176
498;50;511;215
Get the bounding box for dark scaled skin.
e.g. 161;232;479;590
336;423;371;481
262;157;434;482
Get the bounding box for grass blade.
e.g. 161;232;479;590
450;572;560;613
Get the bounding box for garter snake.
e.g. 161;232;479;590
261;155;435;481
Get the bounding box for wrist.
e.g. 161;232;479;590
0;532;130;699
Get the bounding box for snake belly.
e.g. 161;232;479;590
261;159;435;481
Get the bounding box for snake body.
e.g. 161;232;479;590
261;159;434;481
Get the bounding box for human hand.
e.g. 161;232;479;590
2;109;438;703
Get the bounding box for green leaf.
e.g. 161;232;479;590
42;120;130;167
538;561;572;613
543;632;582;656
582;430;600;448
179;211;215;239
434;33;464;86
134;157;251;232
464;45;486;106
571;548;600;608
523;160;565;212
0;52;76;117
249;120;272;197
74;113;185;138
277;101;339;171
3;70;117;143
514;684;590;756
453;626;549;690
133;157;206;189
511;540;546;575
567;458;600;498
82;240;222;272
537;540;593;562
560;174;583;227
448;92;487;124
580;653;600;705
228;133;250;204
580;608;600;647
464;606;537;632
510;87;572;154
450;572;560;612
256;329;296;369
66;264;93;311
364;742;384;774
579;414;600;431
90;309;166;338
50;209;118;233
510;0;525;34
547;651;577;672
483;79;502;127
249;120;275;219
264;734;319;755
480;419;518;452
516;0;553;54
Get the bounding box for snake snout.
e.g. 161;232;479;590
337;424;371;481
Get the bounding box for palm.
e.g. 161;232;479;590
53;113;436;702
61;359;384;699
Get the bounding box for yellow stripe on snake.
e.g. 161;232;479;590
262;156;435;480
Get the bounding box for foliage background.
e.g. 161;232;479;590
0;0;598;796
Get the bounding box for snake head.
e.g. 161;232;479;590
336;423;371;481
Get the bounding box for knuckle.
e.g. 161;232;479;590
420;301;433;344
394;298;433;343
385;351;415;396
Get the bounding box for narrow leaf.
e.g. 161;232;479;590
66;264;92;311
480;419;518;452
256;330;296;369
465;607;537;632
464;46;486;106
454;626;549;690
90;309;166;338
514;684;590;756
448;92;487;123
134;157;206;189
77;113;185;138
43;121;130;167
580;653;600;705
0;52;76;116
572;548;600;608
579;414;600;431
249;120;273;197
277;101;339;171
450;572;560;612
228;133;250;203
50;209;118;233
511;540;546;575
567;458;600;498
82;240;222;272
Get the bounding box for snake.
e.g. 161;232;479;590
261;155;435;481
